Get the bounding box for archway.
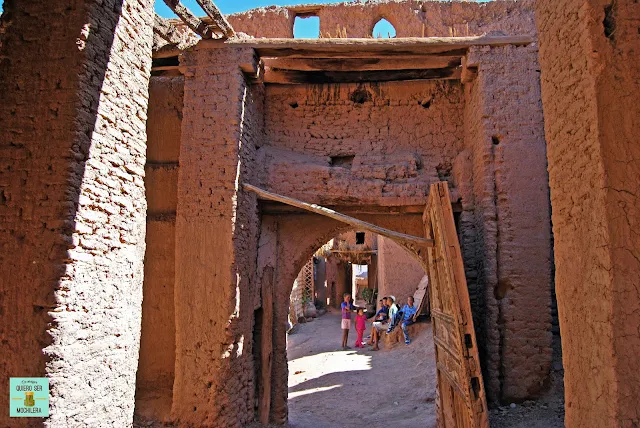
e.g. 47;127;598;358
284;229;436;427
372;18;397;38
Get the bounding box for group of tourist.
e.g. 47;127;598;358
340;293;419;351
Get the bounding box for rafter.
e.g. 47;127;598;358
194;0;235;38
162;0;212;39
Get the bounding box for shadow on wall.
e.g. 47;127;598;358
0;0;147;425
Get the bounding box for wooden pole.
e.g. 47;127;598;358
243;183;433;248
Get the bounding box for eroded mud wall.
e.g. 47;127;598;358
377;236;425;303
229;0;537;38
0;0;153;425
535;1;640;426
463;44;552;402
136;76;183;420
261;80;465;206
172;45;263;427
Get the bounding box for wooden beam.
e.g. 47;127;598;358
212;36;534;58
263;56;462;72
154;14;182;45
244;183;433;247
163;0;212;39
263;67;461;84
194;0;235;38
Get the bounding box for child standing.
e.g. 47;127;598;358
340;293;354;349
354;308;367;348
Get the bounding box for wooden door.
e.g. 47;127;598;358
424;182;488;428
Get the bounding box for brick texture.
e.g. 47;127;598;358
535;0;640;426
0;0;153;426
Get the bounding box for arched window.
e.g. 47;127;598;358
372;18;396;38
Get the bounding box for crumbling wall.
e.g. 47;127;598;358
377;236;425;304
261;81;464;207
0;0;153;425
172;45;263;427
229;0;537;39
535;0;640;426
464;44;552;402
136;76;183;421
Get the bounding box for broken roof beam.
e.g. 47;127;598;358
263;56;462;72
163;0;212;39
264;67;461;84
243;183;434;248
218;36;533;58
195;0;235;38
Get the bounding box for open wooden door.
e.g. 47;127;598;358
424;182;488;428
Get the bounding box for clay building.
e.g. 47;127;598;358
0;0;639;427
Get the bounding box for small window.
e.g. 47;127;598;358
372;18;396;38
356;232;365;245
294;15;320;39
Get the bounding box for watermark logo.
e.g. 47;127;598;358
9;378;49;417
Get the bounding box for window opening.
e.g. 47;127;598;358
372;18;396;38
294;15;320;38
355;232;365;245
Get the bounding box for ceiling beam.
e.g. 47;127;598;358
263;67;461;84
163;0;212;39
263;56;462;72
194;0;235;38
210;36;533;58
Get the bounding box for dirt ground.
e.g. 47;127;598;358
135;309;565;428
286;310;438;428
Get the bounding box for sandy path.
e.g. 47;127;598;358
286;310;437;428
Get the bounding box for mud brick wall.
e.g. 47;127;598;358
0;0;153;426
463;44;552;402
136;76;183;419
535;1;640;426
377;236;425;304
229;0;537;39
261;81;465;207
173;44;263;427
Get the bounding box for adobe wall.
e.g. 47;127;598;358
535;0;640;426
260;80;465;207
136;76;183;420
463;44;552;402
229;0;537;38
0;0;153;425
377;236;425;304
172;45;263;427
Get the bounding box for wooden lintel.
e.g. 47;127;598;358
263;67;461;84
194;0;235;38
244;183;433;248
263;56;462;72
163;0;212;39
259;202;427;215
209;36;533;58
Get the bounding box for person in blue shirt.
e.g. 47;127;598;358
399;296;418;345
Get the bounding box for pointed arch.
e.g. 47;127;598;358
372;18;396;38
